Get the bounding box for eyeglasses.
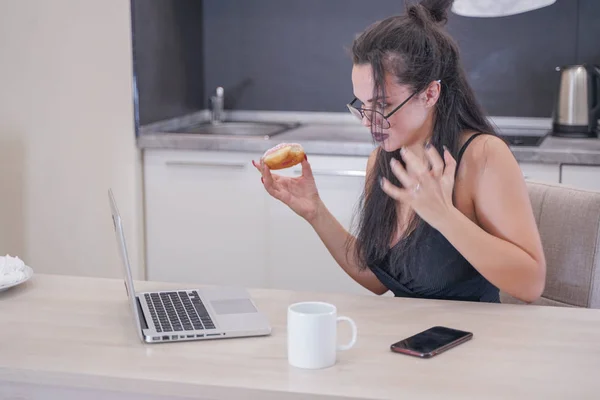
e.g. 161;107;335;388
346;91;417;129
346;80;440;129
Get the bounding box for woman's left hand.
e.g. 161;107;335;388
380;144;457;230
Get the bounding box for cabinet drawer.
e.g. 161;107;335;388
143;149;268;288
560;165;600;192
518;162;560;183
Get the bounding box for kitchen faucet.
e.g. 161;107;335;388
210;86;224;124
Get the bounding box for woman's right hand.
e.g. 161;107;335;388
252;157;322;223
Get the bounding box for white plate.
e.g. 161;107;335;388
0;265;34;292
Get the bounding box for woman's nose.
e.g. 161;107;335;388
360;115;371;128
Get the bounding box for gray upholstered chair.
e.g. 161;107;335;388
500;181;600;308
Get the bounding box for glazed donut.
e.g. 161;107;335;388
261;143;305;170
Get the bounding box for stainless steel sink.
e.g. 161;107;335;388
169;121;301;138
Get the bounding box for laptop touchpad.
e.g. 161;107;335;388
210;299;257;315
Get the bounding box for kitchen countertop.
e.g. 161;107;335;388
2;273;600;399
137;111;600;165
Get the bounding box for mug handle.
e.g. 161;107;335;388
336;316;358;351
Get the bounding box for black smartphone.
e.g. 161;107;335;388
390;326;473;359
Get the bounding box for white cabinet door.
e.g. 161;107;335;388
518;162;560;184
560;165;600;192
143;149;268;288
265;155;375;296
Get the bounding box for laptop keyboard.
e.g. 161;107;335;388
144;291;215;333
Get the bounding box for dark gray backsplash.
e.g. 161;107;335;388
443;0;578;118
203;0;598;118
131;0;600;125
577;0;600;66
131;0;204;126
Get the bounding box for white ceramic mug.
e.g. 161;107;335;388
287;301;358;369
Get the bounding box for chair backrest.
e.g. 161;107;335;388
500;181;600;308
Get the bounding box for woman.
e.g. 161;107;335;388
254;0;546;303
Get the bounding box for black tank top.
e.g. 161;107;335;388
369;133;500;303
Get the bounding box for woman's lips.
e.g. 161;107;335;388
371;131;389;142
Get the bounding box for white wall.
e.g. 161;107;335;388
0;0;144;279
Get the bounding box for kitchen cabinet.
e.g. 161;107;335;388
518;162;560;184
143;149;375;295
142;148;597;296
560;165;600;192
265;155;374;296
143;149;268;288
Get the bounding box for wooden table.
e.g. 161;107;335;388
1;274;599;399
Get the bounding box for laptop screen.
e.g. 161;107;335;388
108;189;145;342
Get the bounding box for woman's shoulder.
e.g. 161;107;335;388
457;131;514;174
453;131;521;197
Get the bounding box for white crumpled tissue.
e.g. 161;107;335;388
0;254;27;286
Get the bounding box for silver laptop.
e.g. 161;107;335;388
108;189;272;344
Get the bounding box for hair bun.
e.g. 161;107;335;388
416;0;453;25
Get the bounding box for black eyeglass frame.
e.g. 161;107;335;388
346;80;441;129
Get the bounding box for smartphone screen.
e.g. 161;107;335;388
390;326;473;358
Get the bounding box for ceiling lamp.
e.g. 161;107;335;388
451;0;557;17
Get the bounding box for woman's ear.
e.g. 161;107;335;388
423;80;441;108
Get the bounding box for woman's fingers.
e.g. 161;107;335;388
400;147;432;187
253;158;291;202
424;144;445;179
442;146;457;180
300;158;314;180
251;159;261;173
380;177;410;203
252;158;276;190
260;159;276;187
389;157;418;190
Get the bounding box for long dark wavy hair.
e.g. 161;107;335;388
349;0;498;275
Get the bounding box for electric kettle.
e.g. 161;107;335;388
552;64;600;138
